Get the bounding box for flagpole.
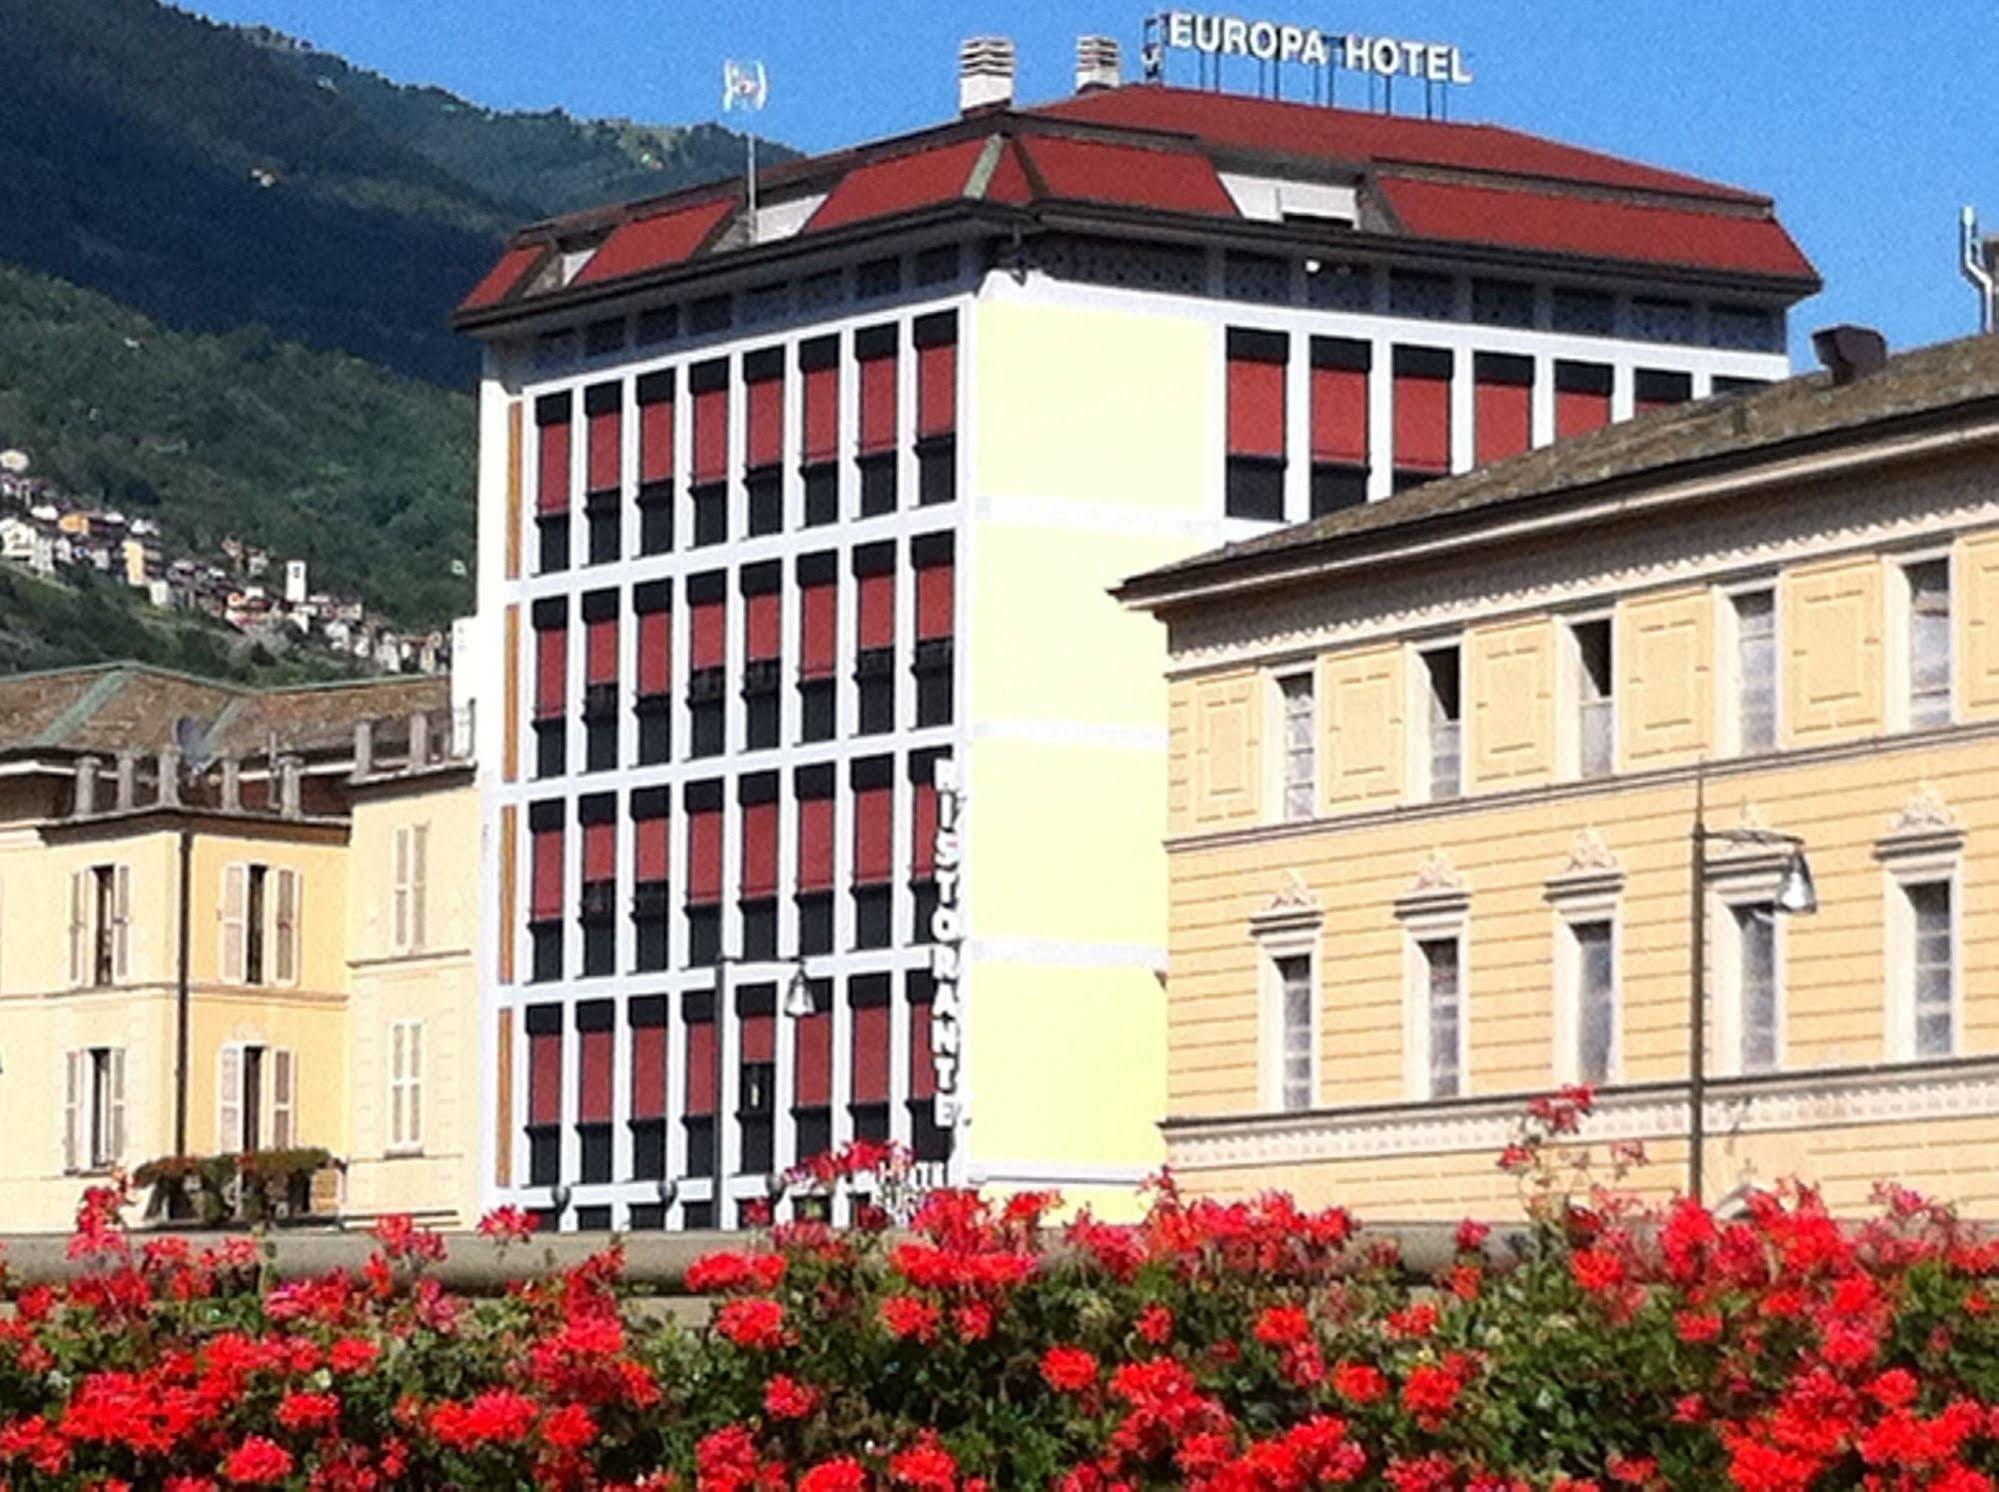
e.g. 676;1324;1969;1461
747;129;758;245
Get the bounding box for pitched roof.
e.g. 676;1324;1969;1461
1117;333;1999;606
455;84;1814;325
0;663;448;759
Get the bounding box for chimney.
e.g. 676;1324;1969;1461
221;756;241;812
1811;324;1889;386
959;36;1016;114
409;711;430;769
352;718;373;780
1075;35;1121;93
156;746;181;807
75;756;100;817
279;757;302;819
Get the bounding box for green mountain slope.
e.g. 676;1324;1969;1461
257;37;800;221
0;263;474;627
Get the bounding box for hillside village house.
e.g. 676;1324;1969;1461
452;37;1813;1229
1119;331;1999;1216
0;665;479;1231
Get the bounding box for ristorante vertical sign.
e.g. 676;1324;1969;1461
927;757;964;1124
1156;9;1473;85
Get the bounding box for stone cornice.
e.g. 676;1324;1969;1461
1163;1058;1999;1172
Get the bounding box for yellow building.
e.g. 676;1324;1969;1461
1119;331;1999;1217
0;664;479;1231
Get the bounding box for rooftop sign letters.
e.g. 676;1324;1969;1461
1159;10;1472;85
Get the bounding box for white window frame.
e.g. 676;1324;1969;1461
1708;858;1792;1078
62;1046;126;1174
1266;666;1317;824
1395;884;1469;1101
393;823;431;955
1547;865;1623;1086
220;863;302;988
1716;579;1780;757
69;864;131;989
1557;610;1617;781
217;1041;298;1152
1885;547;1954;732
1405;635;1466;803
1249;896;1321;1114
1876;815;1965;1063
388;1017;425;1154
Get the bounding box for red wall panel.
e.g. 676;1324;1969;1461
583;820;616;883
910;1000;936;1101
1556;388;1611;439
911;781;940;880
741;1011;774;1065
586;616;618;685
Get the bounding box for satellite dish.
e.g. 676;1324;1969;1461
0;450;28;474
174;716;214;775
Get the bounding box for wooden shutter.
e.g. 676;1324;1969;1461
63;1050;82;1173
405;1023;423;1149
111;865;131;982
220;864;247;984
68;871;86;987
218;1046;242;1151
410;825;429;951
390;1021;408;1149
272;868;299;986
107;1049;127;1164
271;1049;296;1149
392;826;412;952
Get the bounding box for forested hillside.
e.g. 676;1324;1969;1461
0;0;789;671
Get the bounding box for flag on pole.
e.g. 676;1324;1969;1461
723;59;768;112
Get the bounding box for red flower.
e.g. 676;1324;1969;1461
1041;1346;1099;1393
220;1437;293;1485
890;1434;960;1490
799;1457;869;1492
715;1296;788;1350
1332;1361;1388;1406
476;1205;536;1241
274;1391;339;1431
1136;1304;1174;1344
1571;1246;1626;1294
1676;1310;1723;1344
879;1294;941;1343
953;1301;994;1341
1401;1360;1466;1422
1455;1218;1491;1252
1253;1304;1312;1348
541;1403;596;1452
764;1374;820;1420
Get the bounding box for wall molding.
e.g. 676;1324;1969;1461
1164;1058;1999;1172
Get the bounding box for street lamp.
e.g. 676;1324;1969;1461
1688;769;1817;1203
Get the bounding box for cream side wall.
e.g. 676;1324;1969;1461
343;781;481;1226
962;296;1220;1202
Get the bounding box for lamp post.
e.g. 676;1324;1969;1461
679;953;814;1219
1688;768;1817;1204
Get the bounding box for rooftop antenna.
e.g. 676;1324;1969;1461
1962;206;1997;334
723;59;769;245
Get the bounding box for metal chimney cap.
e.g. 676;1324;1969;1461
1810;323;1888;385
1075;34;1122;93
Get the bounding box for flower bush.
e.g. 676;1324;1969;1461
5;1089;1999;1488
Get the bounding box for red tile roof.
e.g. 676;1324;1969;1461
571;196;736;286
1377;176;1812;280
1033;87;1762;203
457;83;1814;319
458;243;546;311
1019;134;1235;216
806;137;989;233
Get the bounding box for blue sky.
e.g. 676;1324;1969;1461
190;1;1997;361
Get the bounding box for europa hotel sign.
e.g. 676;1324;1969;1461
1160;9;1472;84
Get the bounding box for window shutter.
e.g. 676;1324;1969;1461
797;795;835;893
392;826;411;952
273;868;299;986
406;1024;422;1148
1555;361;1613;439
271;1049;296;1150
689;597;726;671
745;364;784;469
585;388;621;495
534;618;567;719
853;785;894;887
915;559;954;642
851;1000;890;1104
1392;347;1453;476
1226;335;1287;459
390;1021;406;1149
799;580;838;680
410;825;429;952
745;591;781;663
741;800;779;899
857;571;895;651
687;806;723;906
638;377;675;486
220;864;247;984
111;865;131;982
108;1049;127;1164
536;398;571;515
634;809;670;883
917;335;957;438
63;1050;81;1173
1473;352;1533;465
218;1046;242;1152
692;372;728;485
800;338;840;466
858;343;898;456
68;871;86;987
1309;337;1370;466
